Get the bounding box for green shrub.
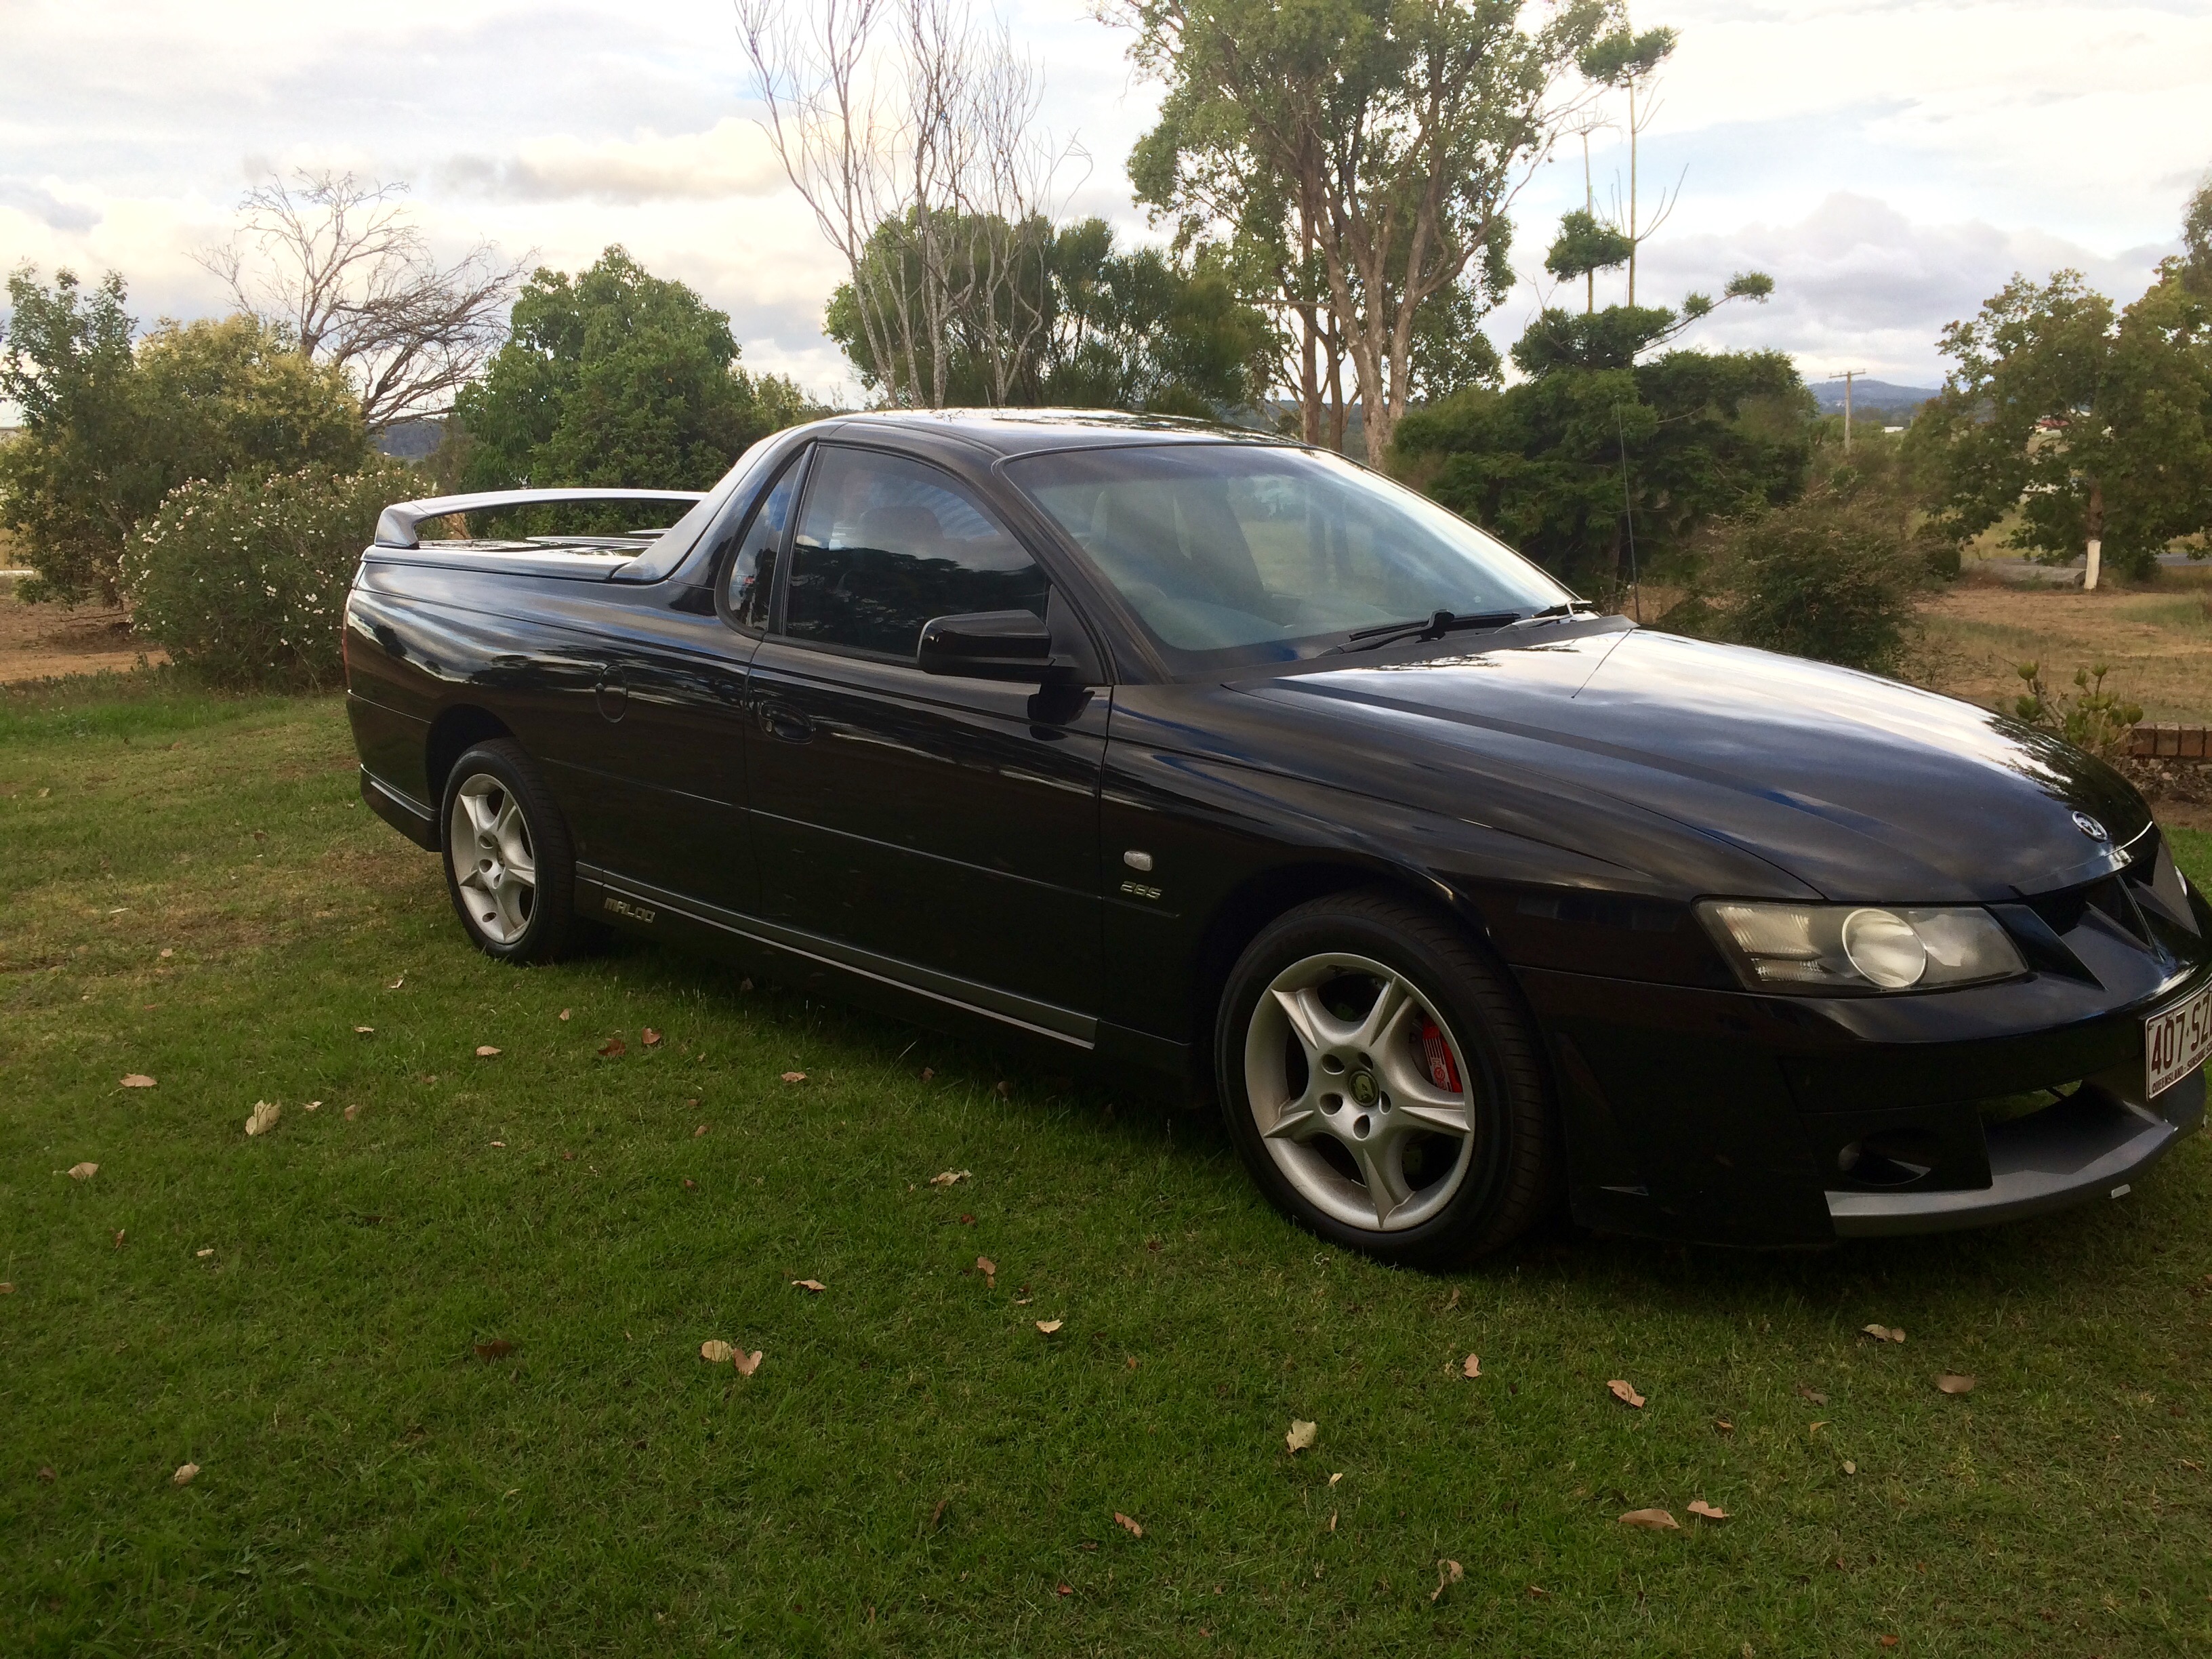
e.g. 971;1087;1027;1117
2011;661;2143;757
122;459;416;690
1666;491;1930;675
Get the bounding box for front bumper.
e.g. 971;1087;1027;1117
1519;944;2212;1247
1824;1059;2205;1237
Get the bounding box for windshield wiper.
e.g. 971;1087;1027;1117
1512;600;1598;626
1324;608;1525;655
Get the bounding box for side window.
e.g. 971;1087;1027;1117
783;447;1048;657
714;453;806;631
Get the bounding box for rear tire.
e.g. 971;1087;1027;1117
439;739;583;964
1214;888;1558;1265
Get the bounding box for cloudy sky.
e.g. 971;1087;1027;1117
3;0;2209;405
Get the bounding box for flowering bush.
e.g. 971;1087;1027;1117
123;459;417;690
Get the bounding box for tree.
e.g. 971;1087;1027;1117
201;169;525;431
0;267;367;606
1920;262;2212;584
2182;171;2211;298
451;247;819;494
823;215;1272;413
1115;0;1609;462
1576;20;1676;304
739;0;1080;410
1393;260;1797;592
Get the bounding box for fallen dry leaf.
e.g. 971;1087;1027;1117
1462;1353;1481;1378
921;1066;935;1080
1843;1460;1858;1475
343;1105;362;1121
474;1339;514;1361
977;1256;998;1287
354;1025;373;1034
558;1008;571;1021
476;1046;501;1058
173;1463;200;1486
701;1340;735;1364
1;1283;15;1292
1794;1382;1828;1406
680;1177;695;1189
304;1101;321;1112
244;1101;281;1136
1055;1584;1071;1597
37;1465;53;1481
734;1349;764;1376
642;1027;662;1046
929;1169;970;1186
67;1162;98;1181
781;1070;806;1083
197;1248;213;1258
1687;1499;1730;1521
1036;1318;1063;1334
1114;1511;1143;1538
960;1212;975;1225
386;977;404;989
159;947;173;959
599;1036;627;1058
693;1124;708;1136
1863;1323;1906;1344
120;1074;155;1089
994;1080;1010;1099
1430;1559;1464;1603
1607;1378;1645;1409
1286;1418;1318;1455
1937;1373;1977;1395
1328;1471;1343;1486
792;1278;827;1293
113;1229;125;1248
1880;1638;1899;1650
1618;1508;1679;1530
1715;1418;1735;1433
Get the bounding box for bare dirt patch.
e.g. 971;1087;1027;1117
1919;563;2212;724
0;577;168;684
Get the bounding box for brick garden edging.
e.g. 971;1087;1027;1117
2131;724;2212;760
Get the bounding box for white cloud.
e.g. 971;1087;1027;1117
3;0;2208;408
444;120;786;205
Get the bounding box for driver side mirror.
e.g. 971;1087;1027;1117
917;609;1067;682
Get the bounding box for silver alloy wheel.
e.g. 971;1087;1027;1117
1242;951;1477;1232
448;772;537;944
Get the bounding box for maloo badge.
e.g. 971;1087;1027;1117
2072;811;2110;842
1350;1071;1378;1106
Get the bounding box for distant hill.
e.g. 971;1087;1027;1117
376;418;445;460
1810;380;1938;417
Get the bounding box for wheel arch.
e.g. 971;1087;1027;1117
424;705;516;831
1187;857;1500;1078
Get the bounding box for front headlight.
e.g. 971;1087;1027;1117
1698;901;2027;993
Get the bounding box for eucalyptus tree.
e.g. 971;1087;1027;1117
1114;0;1611;462
1920;262;2212;586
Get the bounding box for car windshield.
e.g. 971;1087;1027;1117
1006;441;1576;669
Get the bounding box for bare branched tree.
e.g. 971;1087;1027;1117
199;171;526;431
737;0;1084;409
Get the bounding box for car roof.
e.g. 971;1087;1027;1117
827;407;1294;457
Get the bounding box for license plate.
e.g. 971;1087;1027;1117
2146;981;2212;1099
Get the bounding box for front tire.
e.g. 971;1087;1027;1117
1215;889;1559;1265
439;739;583;964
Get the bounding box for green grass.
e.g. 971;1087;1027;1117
5;675;2212;1656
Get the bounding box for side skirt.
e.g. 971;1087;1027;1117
572;865;1185;1069
361;766;438;851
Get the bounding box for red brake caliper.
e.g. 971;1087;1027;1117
1419;1019;1460;1092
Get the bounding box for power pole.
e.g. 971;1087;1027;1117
1827;369;1868;454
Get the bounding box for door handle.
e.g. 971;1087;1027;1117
758;698;813;743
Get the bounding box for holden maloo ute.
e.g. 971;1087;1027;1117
343;410;2211;1263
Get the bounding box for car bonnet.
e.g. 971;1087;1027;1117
1237;625;2148;905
